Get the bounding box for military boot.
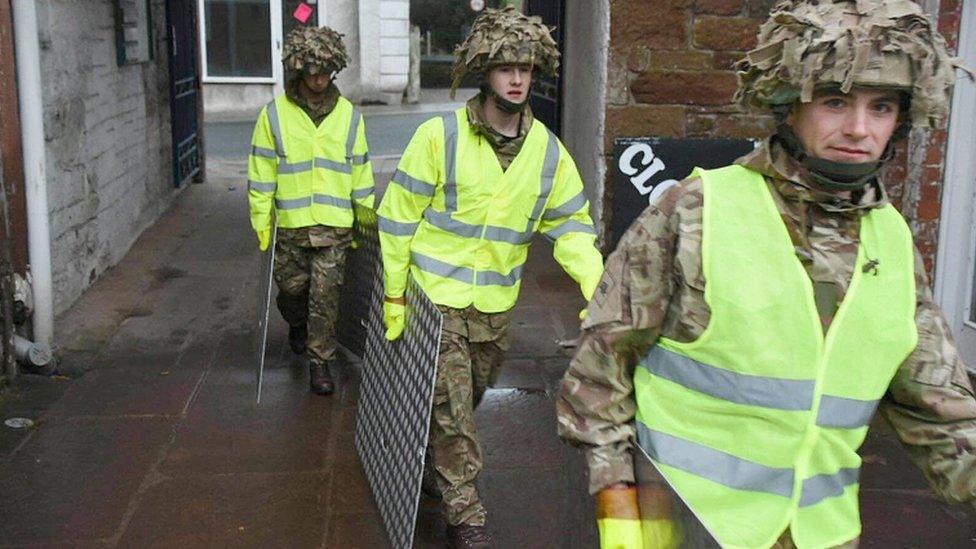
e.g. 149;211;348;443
446;524;493;549
309;361;335;395
288;324;308;354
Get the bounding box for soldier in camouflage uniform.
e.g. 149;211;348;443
248;26;374;395
557;1;975;547
378;7;603;548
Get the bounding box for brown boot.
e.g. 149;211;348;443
446;523;493;549
309;361;335;395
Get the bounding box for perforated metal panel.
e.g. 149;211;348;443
351;205;442;549
254;225;277;404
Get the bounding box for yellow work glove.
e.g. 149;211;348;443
256;229;271;252
383;299;405;341
579;275;601;321
597;485;643;549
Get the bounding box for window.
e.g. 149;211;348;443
203;0;273;78
115;0;153;65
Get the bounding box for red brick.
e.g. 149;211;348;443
632;71;739;106
713;51;745;70
923;141;946;166
744;0;777;17
920;183;942;204
921;165;944;185
694;17;762;51
694;0;743;16
611;0;690;50
686;113;718;136
605;105;686;147
917;200;940;221
714;113;776;139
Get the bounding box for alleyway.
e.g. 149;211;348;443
0;113;973;546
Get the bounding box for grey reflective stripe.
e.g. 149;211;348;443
278;160;313;174
799;467;859;507
637;422;795;498
248;180;277;193
476;263;524;287
351;187;374;199
250;145;276;159
542;219;597;240
392;170;436;197
543;190;588;220
424;209;530;245
266;100;285;156
411;251;473;283
276;197;311;210
351;153;369;165
379;216;420;236
442;114;459;211
411;251;524;287
346;106;361;162
314;157;352;174
639;346;815;411
528;130;560;222
313;194;353;209
816;396;879;429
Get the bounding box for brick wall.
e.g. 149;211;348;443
38;0;174;314
602;0;962;277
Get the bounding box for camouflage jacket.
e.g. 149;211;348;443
465;95;534;171
556;139;976;507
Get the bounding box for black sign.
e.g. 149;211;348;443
610;137;755;250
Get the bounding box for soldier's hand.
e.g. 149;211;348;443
256;229;271;252
597;484;643;549
383;296;406;341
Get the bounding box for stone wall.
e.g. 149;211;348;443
38;0;175;314
602;0;963;276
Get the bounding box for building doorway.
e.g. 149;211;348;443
934;0;976;367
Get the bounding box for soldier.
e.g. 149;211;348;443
248;25;374;395
377;7;604;547
557;1;975;547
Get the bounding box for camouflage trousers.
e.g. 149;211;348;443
428;305;511;527
273;226;352;365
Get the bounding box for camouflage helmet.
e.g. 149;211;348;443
450;6;560;95
282;25;350;75
734;0;967;129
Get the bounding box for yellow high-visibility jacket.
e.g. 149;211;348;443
377;108;603;312
248;95;374;232
635;166;917;548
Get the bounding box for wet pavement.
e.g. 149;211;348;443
1;155;974;547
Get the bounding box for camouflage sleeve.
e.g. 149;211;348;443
878;248;976;505
556;181;686;495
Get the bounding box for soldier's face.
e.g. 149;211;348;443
487;64;533;104
788;87;902;162
302;72;332;94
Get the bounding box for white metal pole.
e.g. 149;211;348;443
11;0;54;346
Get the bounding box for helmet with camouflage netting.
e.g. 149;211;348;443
734;0;968;129
450;6;560;97
282;25;350;76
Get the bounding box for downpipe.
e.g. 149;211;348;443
12;333;54;374
12;0;54;347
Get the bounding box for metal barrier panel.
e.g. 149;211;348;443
254;225;277;404
352;204;442;549
635;447;721;548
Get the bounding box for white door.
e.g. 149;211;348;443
934;0;976;366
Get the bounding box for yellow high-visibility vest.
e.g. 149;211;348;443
248;95;374;231
634;165;917;548
378;107;603;312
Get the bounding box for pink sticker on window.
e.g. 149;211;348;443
293;3;313;23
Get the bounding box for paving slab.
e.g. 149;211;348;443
47;367;204;418
118;472;332;548
0;417;174;543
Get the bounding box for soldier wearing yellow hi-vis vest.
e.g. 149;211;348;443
558;1;976;548
248;25;373;396
378;7;603;548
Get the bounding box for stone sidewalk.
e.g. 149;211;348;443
0;157;973;548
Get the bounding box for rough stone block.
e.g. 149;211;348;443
632;71;739;106
605;105;686;146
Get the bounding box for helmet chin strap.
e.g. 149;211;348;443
480;82;528;114
775;124;891;192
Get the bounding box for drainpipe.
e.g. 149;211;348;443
12;0;53;347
